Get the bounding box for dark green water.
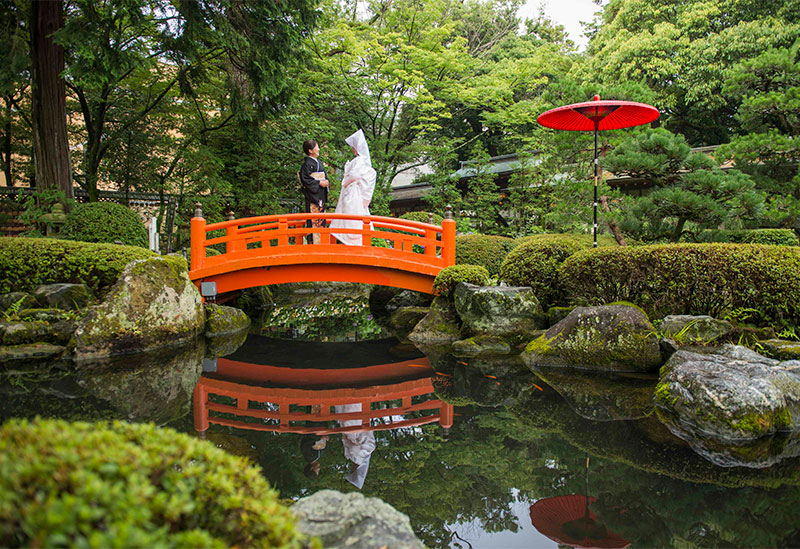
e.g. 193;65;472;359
3;331;800;548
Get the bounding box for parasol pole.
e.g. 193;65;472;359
593;121;599;248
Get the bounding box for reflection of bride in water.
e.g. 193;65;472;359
330;129;377;246
335;403;377;489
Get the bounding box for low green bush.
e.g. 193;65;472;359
433;264;490;296
61;202;149;248
0;237;158;294
499;234;616;308
559;243;800;328
455;234;516;276
0;419;309;548
399;211;444;226
695;228;800;246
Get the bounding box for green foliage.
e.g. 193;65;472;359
559;243;800;328
0;418;308;548
0;237;156;294
399;211;445;226
261;296;386;341
500;234;616;308
605;129;764;242
60;202;148;248
695;229;800;246
455;234;516;275
433;264;490;296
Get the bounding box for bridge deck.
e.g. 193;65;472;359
189;208;456;294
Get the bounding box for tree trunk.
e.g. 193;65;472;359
31;0;72;203
599;195;627;246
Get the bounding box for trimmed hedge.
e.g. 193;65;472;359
455;234;516;276
511;232;618;250
0;237;159;294
399;211;444;226
499;234;616;308
433;264;490;297
61;202;149;248
696;229;800;246
559;243;800;328
0;419;308;548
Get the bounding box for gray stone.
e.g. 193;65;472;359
388;306;430;343
547;306;573;327
33;283;92;310
454;283;545;336
0;321;52;345
408;297;462;345
74;257;205;360
759;338;800;361
17;308;67;321
659;315;734;343
0;343;66;363
292;490;424;549
655;345;800;456
522;304;662;372
452;335;512;357
386;289;433;312
0;292;36;313
204;304;250;337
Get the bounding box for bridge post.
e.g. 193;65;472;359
190;202;206;271
226;211;241;254
192;383;209;432
362;218;371;246
442;205;456;267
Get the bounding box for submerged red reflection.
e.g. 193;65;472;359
193;356;453;435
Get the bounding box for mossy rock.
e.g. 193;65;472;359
205;304;251;337
758;339;800;360
0;418;310;547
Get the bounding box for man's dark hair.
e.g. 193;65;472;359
303;139;318;155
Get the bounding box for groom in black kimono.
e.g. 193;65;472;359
299;139;329;244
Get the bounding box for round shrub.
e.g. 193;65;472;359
499;234;615;307
399;211;444;226
0;418;308;548
558;243;800;328
511;232;619;250
0;237;158;294
433;264;490;297
455;234;516;276
61;202;148;248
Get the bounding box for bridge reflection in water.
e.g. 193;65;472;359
193;338;453;436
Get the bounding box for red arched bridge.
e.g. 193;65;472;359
189;204;456;296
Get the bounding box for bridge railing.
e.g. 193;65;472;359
189;204;456;272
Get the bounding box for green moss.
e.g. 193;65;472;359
654;381;677;406
0;418;310;548
524;334;553;354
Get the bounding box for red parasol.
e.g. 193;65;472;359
537;95;659;247
529;494;631;549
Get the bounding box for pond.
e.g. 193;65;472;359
2;298;800;548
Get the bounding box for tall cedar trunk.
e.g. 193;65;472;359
31;0;72;204
2;100;11;186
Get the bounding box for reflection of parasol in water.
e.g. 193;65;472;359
529;456;630;549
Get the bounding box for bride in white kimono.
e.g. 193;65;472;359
330;129;377;246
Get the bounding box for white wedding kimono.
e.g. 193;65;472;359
333;403;376;489
330;130;377;246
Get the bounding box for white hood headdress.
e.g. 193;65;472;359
345;129;371;165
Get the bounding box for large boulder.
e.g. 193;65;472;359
521;304;662;372
408;296;462;345
759;338;800;361
74;257;204;360
291;490;424;549
655;345;800;467
454;283;545;336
